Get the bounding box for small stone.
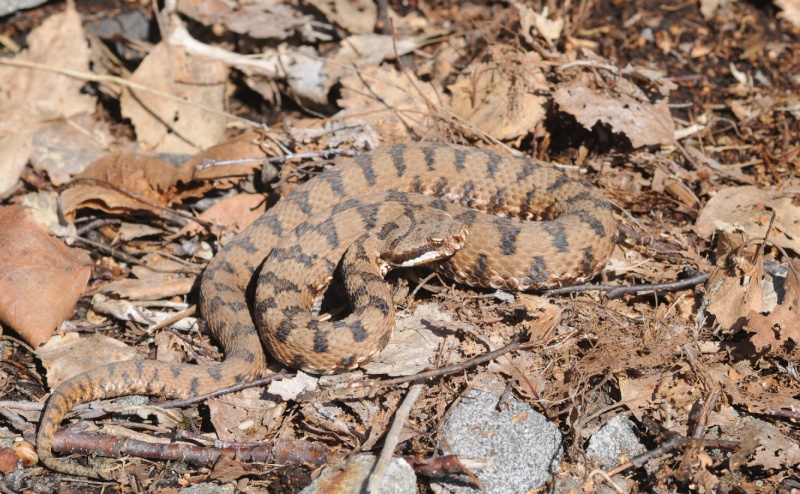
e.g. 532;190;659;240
433;385;563;493
586;415;646;468
300;454;416;494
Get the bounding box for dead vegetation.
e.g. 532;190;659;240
0;0;799;492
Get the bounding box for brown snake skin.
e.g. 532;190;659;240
37;142;616;477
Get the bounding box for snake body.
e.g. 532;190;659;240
37;142;616;477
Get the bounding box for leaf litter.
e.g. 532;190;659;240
0;0;798;493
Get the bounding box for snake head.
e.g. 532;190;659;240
385;212;469;267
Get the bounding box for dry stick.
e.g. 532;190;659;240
198;148;359;170
367;383;425;494
693;388;720;439
51;430;333;469
157;372;289;409
71;236;166;273
75;218;122;237
146;304;197;333
353;331;578;390
751;209;776;266
0;58;260;128
543;271;709;299
605;436;739;478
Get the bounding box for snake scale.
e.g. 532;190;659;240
37;142;616;477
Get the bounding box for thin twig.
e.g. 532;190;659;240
0;57;260;128
157;372;289;409
368;383;425;494
542;271;709;299
354;331;578;389
146;305;197;334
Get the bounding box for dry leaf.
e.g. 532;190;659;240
619;374;659;421
207;387;278;443
36;333;137;389
99;254;195;300
120;42;228;153
775;0;800;28
61;153;188;216
0;5;94;196
0;206;91;347
553;71;675;148
704;231;764;331
361;303;453;376
306;0;377;34
337;65;446;142
715;414;800;470
19;191;76;238
449;49;548;140
516;4;564;43
29;116;108;186
223;2;312;40
746;261;800;353
179;193;267;238
696;186;800;253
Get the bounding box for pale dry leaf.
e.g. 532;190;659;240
207;387;277;443
306;0;377;34
120;43;228;153
0;206;91;347
515;3;563;43
699;0;733;20
716;415;800;470
333;34;425;68
116;222;163;241
695;186;800;253
100;274;196;301
362;303;454;376
775;0;800;28
154;330;186;365
0;5;94;196
29;116;108;186
337;65;446;142
747;303;800;352
618;374;659;421
449;49;548;140
704;231;764;330
283;45;329;107
176;0;235;25
19;190;76;238
746;260;800;353
727;95;776;121
268;371;319;401
36;333;137;389
553;72;675;148
322;32;428;93
90;293;196;331
223;2;311;40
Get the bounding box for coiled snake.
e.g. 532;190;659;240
37;142;616;477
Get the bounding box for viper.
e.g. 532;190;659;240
37;142;616;477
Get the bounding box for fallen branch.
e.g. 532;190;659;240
50;430;338;469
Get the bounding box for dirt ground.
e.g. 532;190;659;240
0;0;799;492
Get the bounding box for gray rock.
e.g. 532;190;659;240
433;386;563;493
300;454;416;494
180;482;235;494
586;415;645;468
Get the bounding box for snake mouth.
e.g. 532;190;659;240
386;224;469;267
